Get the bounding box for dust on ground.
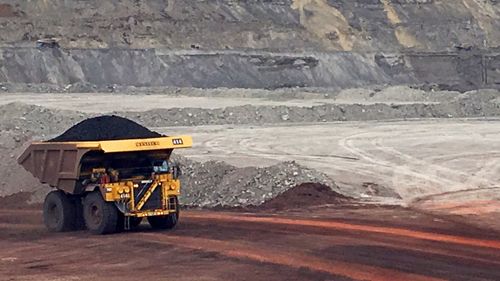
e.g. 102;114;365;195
0;87;500;206
1;87;499;228
1;204;500;281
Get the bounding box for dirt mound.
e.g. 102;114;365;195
2;89;499;140
176;156;340;208
0;4;16;17
334;86;461;104
0;102;86;138
48;115;162;142
0;192;36;209
257;183;350;210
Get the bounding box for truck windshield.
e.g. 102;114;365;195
153;160;169;173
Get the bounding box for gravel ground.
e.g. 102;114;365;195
0;110;339;206
1;89;499;136
1;89;499;206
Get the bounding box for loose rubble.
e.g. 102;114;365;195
1;90;499;139
173;155;338;207
0;114;341;207
256;183;350;211
1;89;499;207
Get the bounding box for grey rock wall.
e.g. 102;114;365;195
1;47;499;90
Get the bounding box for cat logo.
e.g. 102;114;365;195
135;141;160;147
172;138;183;145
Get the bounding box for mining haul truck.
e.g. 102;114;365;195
18;136;192;234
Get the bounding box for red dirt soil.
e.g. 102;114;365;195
1;203;500;281
257;182;350;210
0;4;15;17
0;192;35;209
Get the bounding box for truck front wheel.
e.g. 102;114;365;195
43;190;77;232
147;197;179;230
83;191;118;234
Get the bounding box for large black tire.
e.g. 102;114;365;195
147;197;179;230
83;191;118;234
43;190;77;232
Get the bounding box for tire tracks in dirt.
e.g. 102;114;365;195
182;212;500;250
179;214;500;266
139;210;500;280
139;233;445;281
372;137;496;188
338;131;457;189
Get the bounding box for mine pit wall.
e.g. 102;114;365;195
2;0;500;52
0;48;499;91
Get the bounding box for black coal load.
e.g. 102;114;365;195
48;115;162;142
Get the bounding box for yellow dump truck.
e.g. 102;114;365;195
18;136;192;234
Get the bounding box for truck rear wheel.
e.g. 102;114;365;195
83;191;118;234
147;197;179;230
43;190;77;232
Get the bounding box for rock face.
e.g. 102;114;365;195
2;1;500;91
1;48;499;91
0;48;388;89
1;0;500;51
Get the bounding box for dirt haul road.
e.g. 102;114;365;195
167;119;500;231
1;204;500;281
168;119;500;199
2;94;500;280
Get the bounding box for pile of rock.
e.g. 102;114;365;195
0;103;84;138
173;155;338;207
0;111;340;208
1;89;499;140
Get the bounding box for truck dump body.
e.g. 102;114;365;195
18;136;192;194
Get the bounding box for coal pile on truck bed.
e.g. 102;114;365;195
48;115;162;142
